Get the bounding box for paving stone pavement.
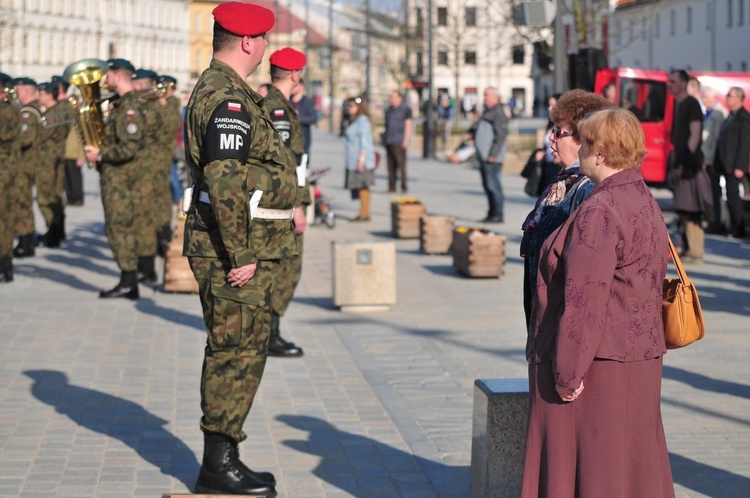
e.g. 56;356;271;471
1;129;748;498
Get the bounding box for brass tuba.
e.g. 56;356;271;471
63;58;109;147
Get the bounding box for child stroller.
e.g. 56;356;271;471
309;168;335;228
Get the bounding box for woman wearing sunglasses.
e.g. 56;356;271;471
520;90;613;327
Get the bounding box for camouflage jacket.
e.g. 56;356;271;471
183;59;299;266
140;98;164;169
101;91;147;166
263;86;311;206
19;100;43;168
39;100;72;166
154;95;181;163
0;100;21;169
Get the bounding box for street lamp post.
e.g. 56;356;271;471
365;0;371;99
328;0;335;134
423;0;435;159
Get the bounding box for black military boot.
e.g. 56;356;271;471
0;257;13;283
99;271;139;299
13;234;36;258
157;224;172;258
195;433;277;496
37;227;61;248
137;256;158;284
267;312;304;357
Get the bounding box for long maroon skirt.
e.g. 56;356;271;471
521;358;675;498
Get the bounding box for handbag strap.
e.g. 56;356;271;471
667;237;690;284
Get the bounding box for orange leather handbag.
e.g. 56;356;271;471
662;238;706;349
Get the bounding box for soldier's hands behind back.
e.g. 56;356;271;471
292;206;307;235
227;263;257;287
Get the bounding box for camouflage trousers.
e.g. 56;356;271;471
271;233;303;316
12;164;35;237
189;256;280;442
0;169;13;257
36;157;64;229
100;163;138;272
131;161;158;257
154;155;173;231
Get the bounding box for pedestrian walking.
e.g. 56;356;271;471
383;90;412;194
343;96;376;222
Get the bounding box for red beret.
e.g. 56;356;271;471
213;2;275;37
269;48;307;71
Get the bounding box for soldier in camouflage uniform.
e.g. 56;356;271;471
131;69;163;284
183;3;297;495
264;47;311;358
12;78;42;258
0;74;21;282
84;59;147;299
154;74;182;257
36;82;72;248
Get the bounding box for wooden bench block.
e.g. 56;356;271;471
391;201;427;238
452;229;506;278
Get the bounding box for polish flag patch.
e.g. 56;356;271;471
273;109;284;117
227;102;242;112
126;109;136;117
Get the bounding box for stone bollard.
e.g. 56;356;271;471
332;241;396;312
470;378;529;498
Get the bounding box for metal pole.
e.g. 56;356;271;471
423;0;434;159
553;0;565;93
305;0;310;61
328;0;335;133
365;0;371;99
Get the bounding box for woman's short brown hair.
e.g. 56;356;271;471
549;89;612;141
578;108;647;170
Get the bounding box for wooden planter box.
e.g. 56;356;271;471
163;220;199;293
391;201;427;238
420;216;455;254
452;229;506;278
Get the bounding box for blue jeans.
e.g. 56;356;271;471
479;160;504;219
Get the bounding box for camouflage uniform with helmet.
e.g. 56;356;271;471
184;3;297;495
263;47;312;357
0;73;21;282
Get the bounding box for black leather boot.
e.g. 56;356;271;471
99;271;139;299
38;227;61;248
157;224;172;258
195;433;276;496
137;256;157;284
0;257;13;283
13;234;36;258
267;312;304;357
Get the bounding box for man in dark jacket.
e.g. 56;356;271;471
474;87;509;223
715;87;750;238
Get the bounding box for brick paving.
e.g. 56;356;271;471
0;129;748;497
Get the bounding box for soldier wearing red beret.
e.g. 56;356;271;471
264;48;309;359
183;2;300;496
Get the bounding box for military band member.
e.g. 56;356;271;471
131;68;163;284
183;2;298;495
53;74;85;207
12;78;42;258
264;47;311;358
84;58;147;299
155;74;182;257
36;82;71;248
0;73;21;282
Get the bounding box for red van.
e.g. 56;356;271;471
594;67;750;186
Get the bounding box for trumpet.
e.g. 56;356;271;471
135;83;167;102
2;86;16;103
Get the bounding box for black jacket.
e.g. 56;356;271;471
716;106;750;175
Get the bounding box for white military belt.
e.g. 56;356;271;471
198;191;293;220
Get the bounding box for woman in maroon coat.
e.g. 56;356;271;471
521;108;675;498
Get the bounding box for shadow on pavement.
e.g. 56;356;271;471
14;264;105;293
45;253;120;278
664;365;750;400
24;370;200;490
277;414;469;497
670;453;750;497
135;298;206;332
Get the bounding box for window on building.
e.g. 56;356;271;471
465;50;476;65
465;7;477;26
655;14;660;38
437;7;448;26
641;19;647;40
512;45;525;64
438;50;448;65
742;61;748;71
687;7;692;33
109;42;117;59
728;0;733;27
416;51;424;76
727;62;732;70
670;9;676;35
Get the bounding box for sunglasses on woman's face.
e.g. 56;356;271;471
551;126;574;140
